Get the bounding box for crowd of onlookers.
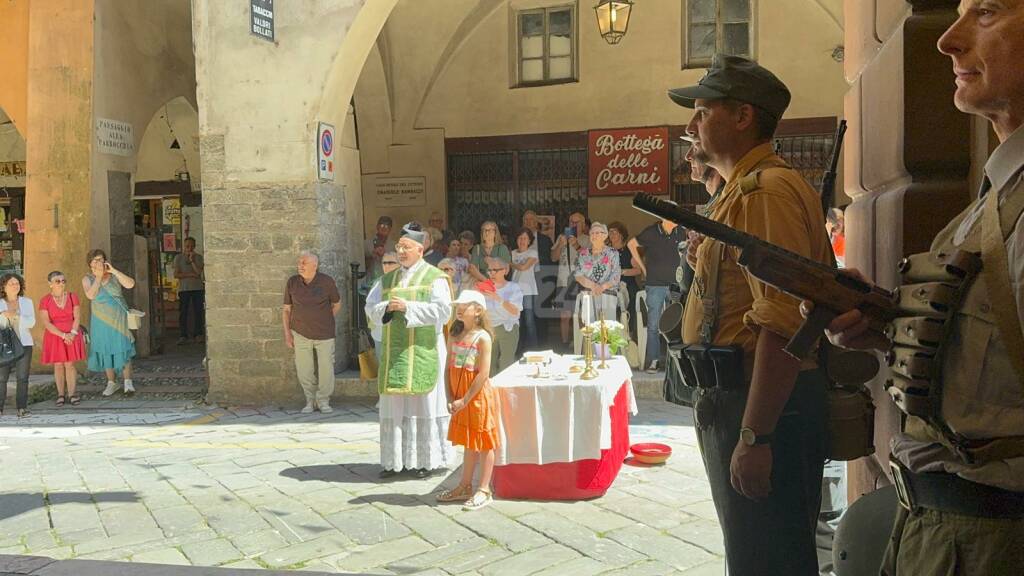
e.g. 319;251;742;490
362;209;687;375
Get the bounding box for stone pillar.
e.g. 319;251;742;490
192;0;366;405
23;0;96;347
843;0;972;500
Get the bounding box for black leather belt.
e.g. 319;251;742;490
889;456;1024;519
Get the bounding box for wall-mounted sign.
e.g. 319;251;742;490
375;177;426;207
162;197;181;226
317;122;335;182
96;118;135;157
587;127;669;196
250;0;275;42
0;162;25;177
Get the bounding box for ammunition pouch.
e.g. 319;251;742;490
672;344;744;431
678;344;744;391
885;249;984;462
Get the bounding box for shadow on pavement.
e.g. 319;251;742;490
0;491;138;520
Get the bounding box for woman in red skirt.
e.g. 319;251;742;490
39;271;86;406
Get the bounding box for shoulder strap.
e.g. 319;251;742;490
980;182;1024;384
737;157;794;195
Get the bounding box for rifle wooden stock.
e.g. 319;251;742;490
632;193;898;359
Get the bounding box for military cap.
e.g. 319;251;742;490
668;54;792;120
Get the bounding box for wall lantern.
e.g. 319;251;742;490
594;0;633;45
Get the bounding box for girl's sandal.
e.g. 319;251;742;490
436;484;473;503
55;396;65;407
70;395;81;406
463;489;493;511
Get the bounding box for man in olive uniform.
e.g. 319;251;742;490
669;54;834;574
824;2;1024;573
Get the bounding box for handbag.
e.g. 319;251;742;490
0;326;25;367
357;330;378;380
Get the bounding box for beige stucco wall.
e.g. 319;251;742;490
0;0;29;136
136;96;202;189
357;0;846;241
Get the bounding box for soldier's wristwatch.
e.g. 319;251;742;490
739;427;773;446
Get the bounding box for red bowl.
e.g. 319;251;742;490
629;443;672;465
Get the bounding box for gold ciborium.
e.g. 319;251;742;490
580;326;600;380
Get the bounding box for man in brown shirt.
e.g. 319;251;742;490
283;251;341;413
669;54;833;574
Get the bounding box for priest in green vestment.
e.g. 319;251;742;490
365;222;456;478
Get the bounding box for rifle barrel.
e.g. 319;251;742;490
632;193;839;279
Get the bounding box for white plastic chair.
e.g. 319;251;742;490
635;290;648;370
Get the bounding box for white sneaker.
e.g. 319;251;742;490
301;403;315;414
123;380;135;394
645;360;659;374
102;381;119;396
319;403;333;414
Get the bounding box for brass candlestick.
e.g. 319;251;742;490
580;327;600;380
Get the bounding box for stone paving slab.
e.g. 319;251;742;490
0;554;353;575
0;399;723;574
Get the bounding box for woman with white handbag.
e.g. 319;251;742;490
82;249;138;396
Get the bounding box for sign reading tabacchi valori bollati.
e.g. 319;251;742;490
587;127;669;196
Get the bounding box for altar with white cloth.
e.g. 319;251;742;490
490;355;638;500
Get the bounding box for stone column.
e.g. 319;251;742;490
192;0;365;405
843;0;972;499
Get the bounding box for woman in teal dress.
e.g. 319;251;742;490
82;249;137;396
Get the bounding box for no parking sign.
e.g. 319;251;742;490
317;122;335;182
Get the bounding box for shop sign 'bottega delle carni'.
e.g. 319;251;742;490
587;127;669;196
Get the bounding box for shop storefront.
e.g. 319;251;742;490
133;180;203;350
445;117;841;236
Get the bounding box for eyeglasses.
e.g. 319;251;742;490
382;261;399;266
395;244;417;253
488;268;507;274
52;279;67;284
441;268;455;274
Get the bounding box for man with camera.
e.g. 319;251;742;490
365;215;396;283
173;237;206;344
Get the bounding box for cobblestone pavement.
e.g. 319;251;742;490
0;397;724;575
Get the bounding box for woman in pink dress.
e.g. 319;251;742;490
39;271;86;406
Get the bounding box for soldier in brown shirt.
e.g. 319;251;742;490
283;251;341;414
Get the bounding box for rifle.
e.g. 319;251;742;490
632;193;898;360
820;120;847;217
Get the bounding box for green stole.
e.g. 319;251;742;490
379;263;446;395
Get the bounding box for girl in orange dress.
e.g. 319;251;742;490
437;290;500;510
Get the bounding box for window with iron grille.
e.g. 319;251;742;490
447;148;587;237
684;0;754;69
516;5;578;86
